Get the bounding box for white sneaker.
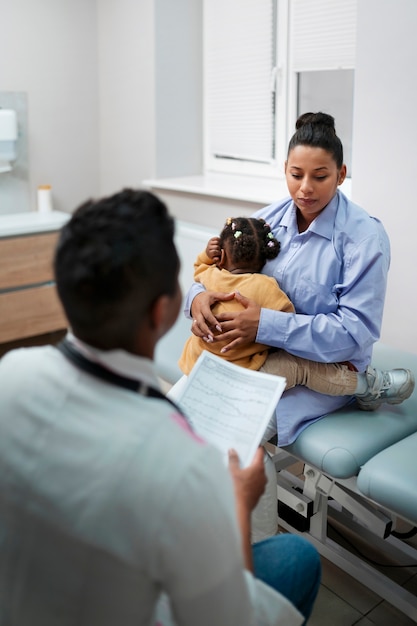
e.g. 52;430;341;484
356;365;415;411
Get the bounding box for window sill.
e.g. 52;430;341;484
144;172;352;205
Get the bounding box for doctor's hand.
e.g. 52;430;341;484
228;446;267;572
228;447;267;513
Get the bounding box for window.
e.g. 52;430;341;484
204;0;357;178
297;69;354;177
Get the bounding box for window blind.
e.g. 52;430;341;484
205;0;275;164
290;0;357;72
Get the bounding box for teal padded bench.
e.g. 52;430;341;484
286;343;417;479
357;431;417;524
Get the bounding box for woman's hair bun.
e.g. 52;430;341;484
289;111;343;167
296;112;336;133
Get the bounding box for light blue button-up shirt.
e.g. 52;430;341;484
185;191;390;445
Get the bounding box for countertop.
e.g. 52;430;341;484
0;211;70;238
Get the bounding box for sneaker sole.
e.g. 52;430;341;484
357;399;382;411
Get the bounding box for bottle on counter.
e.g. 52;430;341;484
37;184;53;213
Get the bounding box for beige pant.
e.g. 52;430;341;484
260;349;358;396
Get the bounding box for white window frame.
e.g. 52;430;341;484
203;0;356;180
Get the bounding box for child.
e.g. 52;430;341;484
179;216;414;410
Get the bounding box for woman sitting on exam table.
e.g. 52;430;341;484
183;112;414;541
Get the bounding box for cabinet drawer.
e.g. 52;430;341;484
0;232;59;290
0;284;67;343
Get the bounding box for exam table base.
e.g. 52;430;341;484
270;447;417;622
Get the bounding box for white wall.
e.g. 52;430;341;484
0;0;160;211
352;0;417;352
0;0;99;213
96;0;203;191
154;0;202;178
97;0;156;195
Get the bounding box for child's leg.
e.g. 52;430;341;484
260;350;357;396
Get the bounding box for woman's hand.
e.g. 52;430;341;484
191;291;261;347
190;290;235;342
216;292;261;352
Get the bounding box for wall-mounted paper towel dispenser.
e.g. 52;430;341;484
0;109;18;174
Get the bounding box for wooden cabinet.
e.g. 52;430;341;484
0;216;68;344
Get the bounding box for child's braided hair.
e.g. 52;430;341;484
219;217;280;272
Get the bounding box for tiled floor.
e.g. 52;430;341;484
309;552;417;625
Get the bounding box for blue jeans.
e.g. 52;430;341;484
252;534;321;623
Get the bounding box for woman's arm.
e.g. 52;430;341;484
257;232;390;367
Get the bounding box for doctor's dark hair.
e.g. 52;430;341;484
54;188;179;349
220;217;280;272
288;112;344;169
